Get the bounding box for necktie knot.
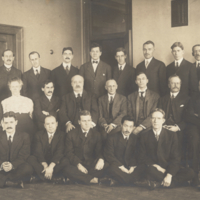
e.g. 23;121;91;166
83;132;88;137
171;94;175;99
145;60;149;68
49;135;53;144
155;132;159;141
175;62;179;67
93;61;98;64
140;91;145;98
120;66;123;71
110;96;113;103
6;68;11;72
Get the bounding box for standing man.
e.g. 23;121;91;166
34;80;61;130
166;42;198;97
0;112;33;188
104;116;145;186
0;49;22;102
192;44;200;82
139;108;194;189
59;75;98;133
22;51;51;101
98;79;127;142
136;41;167;97
79;43;112;98
127;72;160;136
113;47;136;96
51;47;79;98
158;75;190;155
28;115;68;184
63;110;107;184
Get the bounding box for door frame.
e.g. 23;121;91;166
0;24;24;72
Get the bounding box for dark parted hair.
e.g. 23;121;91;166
151;108;165;119
2;49;15;57
115;47;127;55
78;110;91;120
168;74;182;84
44;115;57;123
29;51;40;58
41;79;54;88
62;47;73;54
90;43;102;52
2;111;17;121
171;42;184;50
136;71;148;79
192;44;200;56
121;115;134;125
143;40;155;47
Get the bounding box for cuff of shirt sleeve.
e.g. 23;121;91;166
166;173;172;178
175;124;180;131
139;124;146;129
66;121;71;126
111;123;117;128
91;122;96;127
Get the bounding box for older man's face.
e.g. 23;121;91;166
168;77;181;93
71;76;84;93
2;50;14;65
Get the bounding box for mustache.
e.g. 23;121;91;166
75;85;81;88
48;91;53;93
172;87;179;89
6;59;11;61
124;131;130;134
65;57;70;59
6;127;12;129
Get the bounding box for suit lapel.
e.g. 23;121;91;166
157;128;165;159
135;92;140;124
112;93;119;116
78;127;86;142
82;90;88;109
95;60;103;77
86;62;95;77
41;131;49;153
10;132;22;158
30;68;37;80
144;89;150;117
105;94;109;114
39;67;45;82
0;132;9;154
146;57;155;72
51;130;59;153
119;132;127;148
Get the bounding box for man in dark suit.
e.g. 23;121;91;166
79;43;112;98
59;75;98;133
98;79;127;142
113;47;136;96
136;41;167;97
104;115;146;186
166;42;198;97
127;72;159;135
139;108;194;189
51;47;79;98
158;75;190;155
0;112;33;188
0;49;22;102
34;79;60;130
22;51;51;101
28;115;68;184
192;44;200;82
63;110;107;184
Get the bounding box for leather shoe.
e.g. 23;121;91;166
52;177;65;184
148;180;161;190
109;178;119;187
5;180;24;189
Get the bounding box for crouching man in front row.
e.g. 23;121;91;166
104;115;146;186
63;110;107;184
28;115;68;184
0;112;33;188
139;108;194;189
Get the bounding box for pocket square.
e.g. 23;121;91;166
180;105;184;107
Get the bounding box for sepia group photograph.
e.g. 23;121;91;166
0;0;200;199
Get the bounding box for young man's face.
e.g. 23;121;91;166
44;116;58;134
42;82;54;97
135;73;148;89
3;117;18;134
2;50;15;65
172;47;184;60
143;44;154;59
115;51;126;65
78;115;92;132
62;50;73;64
121;120;134;137
193;46;200;61
151;111;165;130
90;47;102;60
30;53;40;68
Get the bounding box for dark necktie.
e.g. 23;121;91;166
145;60;149;68
171;94;175;99
49;135;53;144
8;136;12;161
93;61;98;64
83;132;88;137
140;91;145;100
6;68;11;72
65;65;69;75
35;69;40;79
155;132;159;141
119;66;123;76
175;62;179;72
109;96;113;119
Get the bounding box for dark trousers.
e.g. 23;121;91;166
107;164;147;185
27;155;68;181
184;124;200;173
146;165;195;187
63;162;108;184
0;163;33;187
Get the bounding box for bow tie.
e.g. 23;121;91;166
93;61;98;64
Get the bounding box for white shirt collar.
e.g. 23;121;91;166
81;128;89;137
118;63;126;70
45;95;52;101
196;61;200;67
175;58;183;66
6;132;15;142
153;128;162;136
145;57;153;63
33;66;41;73
170;91;179;98
4;64;12;69
122;132;130;140
74;91;83;98
108;93;116;101
91;59;100;64
47;132;55;138
63;62;71;70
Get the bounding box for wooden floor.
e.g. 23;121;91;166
1;182;200;200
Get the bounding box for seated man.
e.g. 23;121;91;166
98;79;127;142
59;75;98;133
63;110;107;184
0;112;33;188
28;115;68;184
34;79;60;130
139;108;194;189
158;75;190;155
128;72;160;135
104;115;146;186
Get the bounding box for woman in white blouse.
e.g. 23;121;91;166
0;77;36;140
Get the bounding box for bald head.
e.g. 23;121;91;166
71;75;84;93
